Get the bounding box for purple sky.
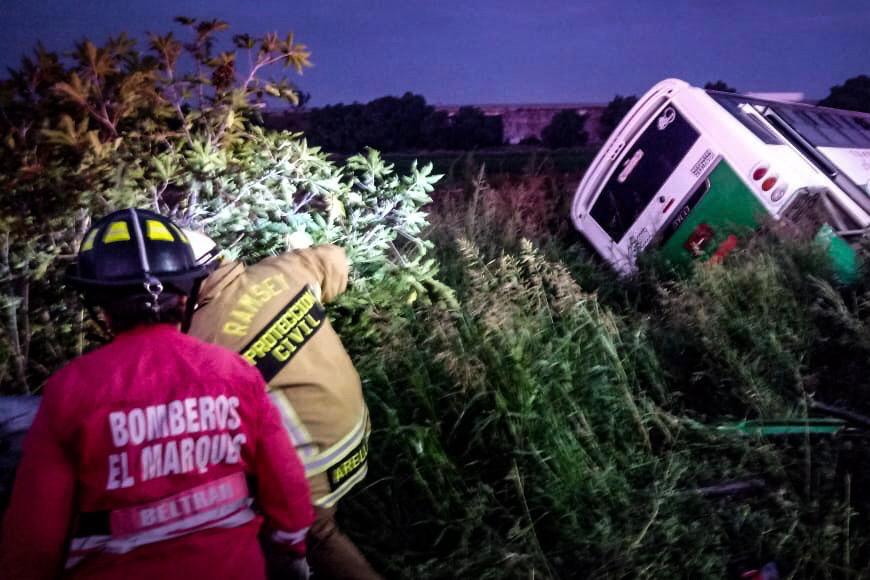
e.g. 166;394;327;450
1;0;869;106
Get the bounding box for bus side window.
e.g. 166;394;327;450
817;112;862;147
777;108;836;146
848;117;870;145
708;93;781;144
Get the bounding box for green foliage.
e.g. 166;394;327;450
326;170;870;577
341;232;868;578
305;99;505;153
427;164;580;256
305;93;434;153
0;22;441;392
540;109;589;149
819;75;870;114
635;237;870;424
704;80;738;93
599;94;638;141
438;106;505;150
415;106;505;151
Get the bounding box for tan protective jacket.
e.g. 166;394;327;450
188;245;369;508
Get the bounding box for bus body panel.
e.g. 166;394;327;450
657;159;765;268
817;147;870;192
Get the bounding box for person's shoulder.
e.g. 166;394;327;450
257;251;302;269
179;332;263;384
38;343;112;416
177;330;240;359
49;336;118;384
260;245;344;276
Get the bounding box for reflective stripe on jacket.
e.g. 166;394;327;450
188;246;370;506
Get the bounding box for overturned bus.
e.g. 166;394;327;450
571;78;870;276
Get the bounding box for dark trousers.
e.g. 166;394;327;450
307;506;383;580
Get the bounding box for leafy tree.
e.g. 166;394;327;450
305;102;367;151
442;106;503;150
0;20;442;393
419;109;451;150
305;93;435;152
540;109;588;149
305;99;505;152
599;94;638;140
818;75;870;113
360;93;431;151
703;80;738;93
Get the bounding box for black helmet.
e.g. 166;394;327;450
67;209;210;301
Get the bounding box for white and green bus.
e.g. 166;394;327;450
571;78;870;275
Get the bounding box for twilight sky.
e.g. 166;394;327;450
1;0;868;106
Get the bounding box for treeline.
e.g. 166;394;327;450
267;92;632;153
274;75;870;154
305;94;504;152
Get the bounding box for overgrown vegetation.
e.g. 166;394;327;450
336;170;870;578
0;20;441;392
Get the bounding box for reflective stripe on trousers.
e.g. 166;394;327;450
269;394;370;508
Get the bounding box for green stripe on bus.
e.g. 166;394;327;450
660;160;765;267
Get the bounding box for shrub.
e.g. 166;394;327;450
340;236;864;578
541;109;588;149
0;21;442;393
421;107;504;150
819;75;870;114
305;92;434;153
599;94;638;141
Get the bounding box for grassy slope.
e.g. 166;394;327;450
339;165;870;579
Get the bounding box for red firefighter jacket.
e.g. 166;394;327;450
0;324;314;580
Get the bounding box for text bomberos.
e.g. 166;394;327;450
105;395;247;490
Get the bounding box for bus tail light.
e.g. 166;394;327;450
752;166;768;180
751;163;782;199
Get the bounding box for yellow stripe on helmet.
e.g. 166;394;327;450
103;221;131;244
169;223;189;244
146;220;175;242
80;229;99;252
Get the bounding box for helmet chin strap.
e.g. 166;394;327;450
180;277;203;334
127;208;163;314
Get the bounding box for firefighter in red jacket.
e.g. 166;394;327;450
0;209;314;580
186;231;382;579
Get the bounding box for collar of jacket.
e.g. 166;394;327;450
198;260;245;307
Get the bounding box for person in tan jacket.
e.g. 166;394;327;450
186;232;381;580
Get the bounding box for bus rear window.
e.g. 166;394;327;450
708;92;782;144
590;106;700;242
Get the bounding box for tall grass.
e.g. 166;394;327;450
339;168;870;578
